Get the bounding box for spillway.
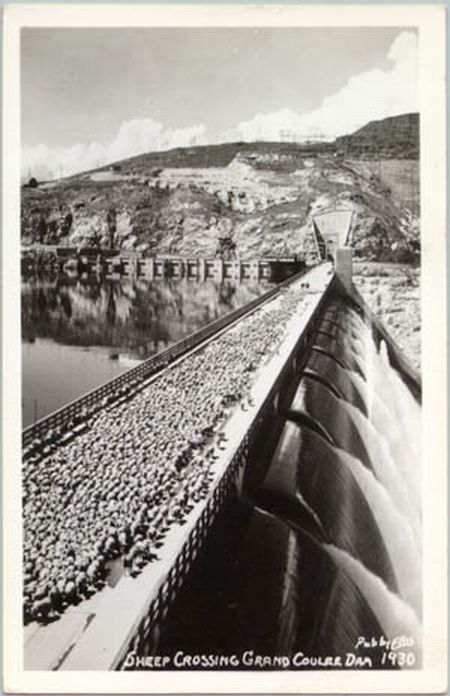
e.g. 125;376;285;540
248;297;422;665
22;262;422;671
143;291;422;670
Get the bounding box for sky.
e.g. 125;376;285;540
21;27;418;180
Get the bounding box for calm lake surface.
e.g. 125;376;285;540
21;274;275;427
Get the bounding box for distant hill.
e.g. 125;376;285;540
62;140;334;181
336;113;419;159
21;113;421;263
25;114;418;187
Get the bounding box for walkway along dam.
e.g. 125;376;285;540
22;224;422;671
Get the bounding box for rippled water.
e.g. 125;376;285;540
21;274;274;426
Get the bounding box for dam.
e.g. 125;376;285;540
22;238;422;670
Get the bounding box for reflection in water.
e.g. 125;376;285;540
21;340;141;428
22;274;274;426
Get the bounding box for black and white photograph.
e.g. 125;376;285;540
2;3;447;693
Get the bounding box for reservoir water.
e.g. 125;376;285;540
21;274;274;427
21;273;421;668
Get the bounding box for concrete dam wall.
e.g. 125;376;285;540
22;263;421;671
149;292;422;670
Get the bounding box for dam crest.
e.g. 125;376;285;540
22;231;421;670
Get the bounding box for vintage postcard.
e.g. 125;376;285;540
2;3;447;693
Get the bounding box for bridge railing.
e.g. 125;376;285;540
22;266;311;451
115;272;338;669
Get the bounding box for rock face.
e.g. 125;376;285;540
21;142;420;263
353;262;421;372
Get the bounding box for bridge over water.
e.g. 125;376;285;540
21;245;302;282
22;224;422;670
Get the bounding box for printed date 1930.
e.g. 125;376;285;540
355;635;417;668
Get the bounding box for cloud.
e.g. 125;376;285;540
22;118;206;181
22;31;418;180
233;30;418;142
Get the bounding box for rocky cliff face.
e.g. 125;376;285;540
21;144;420;263
353;262;421;372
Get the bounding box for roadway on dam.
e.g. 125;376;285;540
24;263;333;671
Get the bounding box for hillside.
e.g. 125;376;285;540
336;113;419;159
21;117;420;263
76;140;334;176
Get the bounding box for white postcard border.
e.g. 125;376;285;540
2;3;447;693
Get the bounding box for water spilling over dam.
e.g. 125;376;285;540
22;260;422;671
151;294;422;670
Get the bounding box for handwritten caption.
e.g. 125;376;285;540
123;635;417;669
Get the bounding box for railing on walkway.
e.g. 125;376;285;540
22;266;311;450
115;273;338;670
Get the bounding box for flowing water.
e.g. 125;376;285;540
324;545;422;655
151;298;421;669
331;447;421;615
338;398;421;542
